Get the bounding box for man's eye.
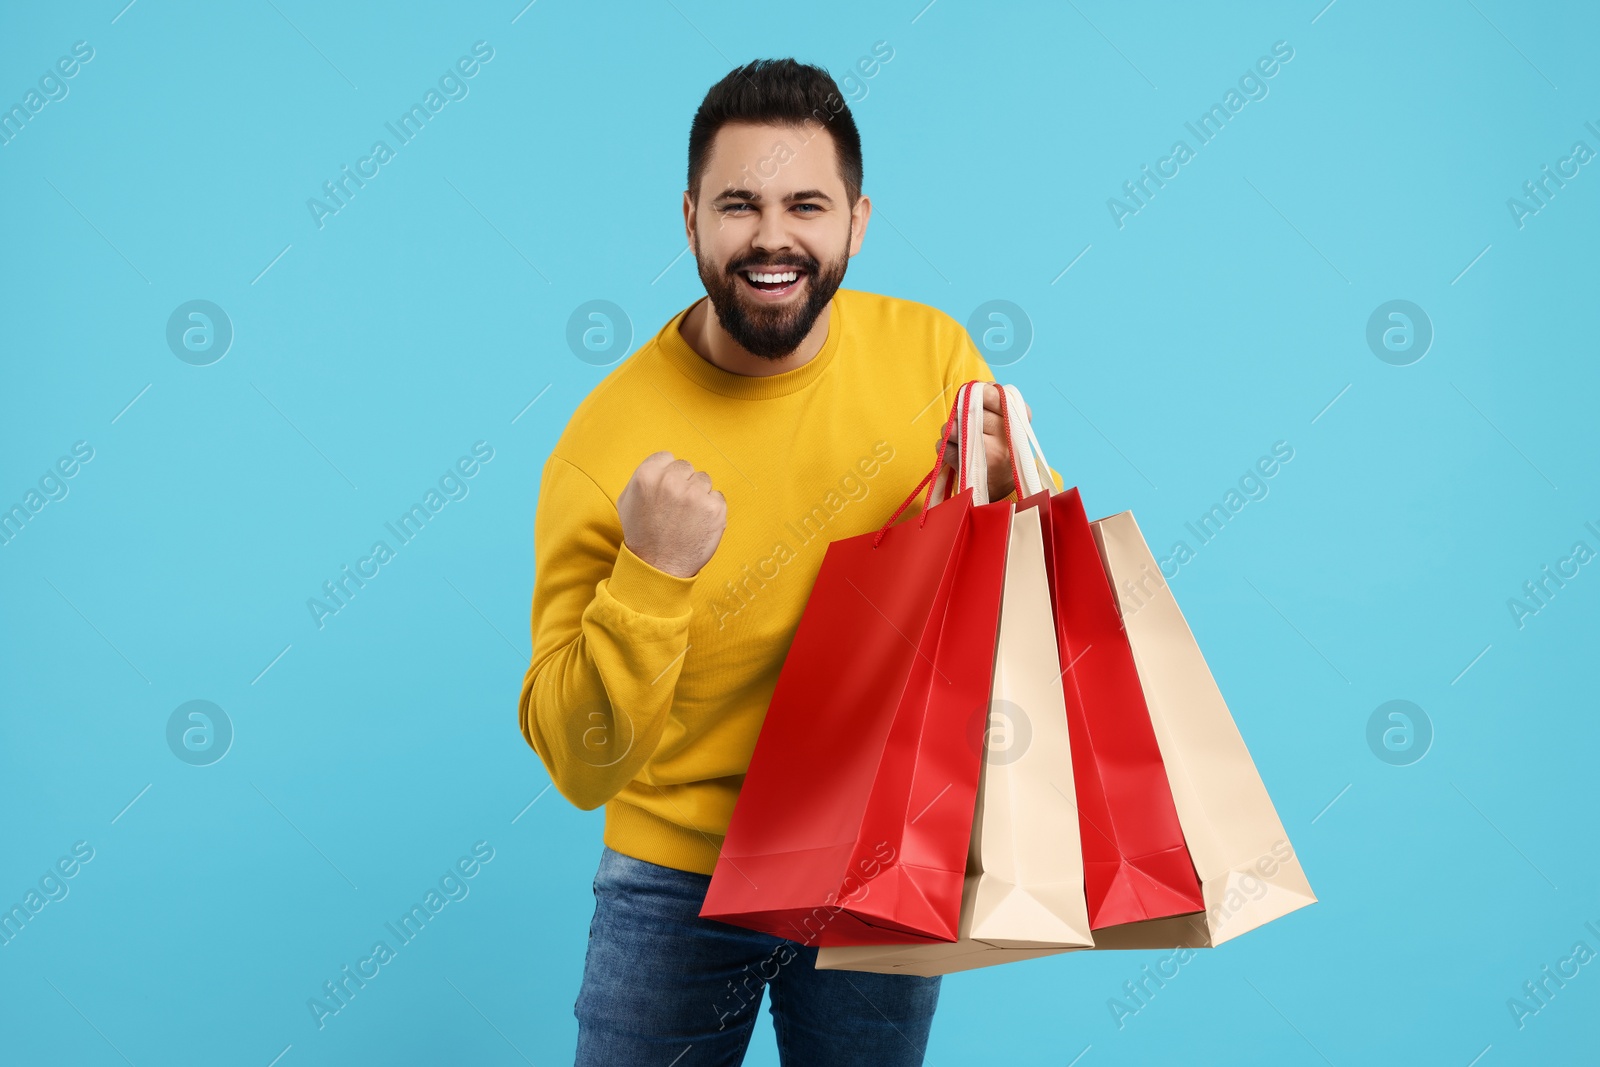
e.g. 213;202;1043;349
794;204;822;213
721;203;751;213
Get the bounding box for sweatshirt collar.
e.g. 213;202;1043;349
656;292;843;399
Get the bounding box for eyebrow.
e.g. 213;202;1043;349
713;188;834;205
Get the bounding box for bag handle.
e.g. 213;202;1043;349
928;381;993;507
997;383;1054;498
874;386;971;548
943;381;1053;504
873;380;1057;547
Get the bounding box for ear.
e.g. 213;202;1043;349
682;189;697;254
847;194;871;257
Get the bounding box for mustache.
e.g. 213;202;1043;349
729;256;818;274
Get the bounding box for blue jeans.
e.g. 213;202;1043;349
574;846;941;1066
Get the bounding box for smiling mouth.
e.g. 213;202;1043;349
739;268;807;296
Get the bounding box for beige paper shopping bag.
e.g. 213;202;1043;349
1086;511;1316;948
817;385;1094;977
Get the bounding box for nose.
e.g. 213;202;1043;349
751;203;793;256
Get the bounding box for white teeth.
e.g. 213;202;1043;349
745;270;799;284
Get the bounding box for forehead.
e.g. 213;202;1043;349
701;120;842;197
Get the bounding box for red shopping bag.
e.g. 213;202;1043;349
992;382;1203;927
1039;486;1206;928
701;389;1011;946
977;383;1203;929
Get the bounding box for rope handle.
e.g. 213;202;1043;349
874;385;971;548
994;386;1028;503
929;381;983;507
874;379;1044;546
998;383;1054;498
933;381;1034;506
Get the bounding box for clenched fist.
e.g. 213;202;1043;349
617;451;727;578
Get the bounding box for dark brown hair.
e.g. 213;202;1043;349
687;58;862;206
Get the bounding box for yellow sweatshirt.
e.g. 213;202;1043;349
518;287;1061;875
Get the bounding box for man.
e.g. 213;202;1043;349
519;57;1059;1066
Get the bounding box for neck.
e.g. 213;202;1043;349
678;296;832;377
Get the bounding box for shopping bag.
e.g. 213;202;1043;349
1039;485;1206;929
817;382;1095;976
957;386;1205;929
700;388;1012;946
1085;511;1317;947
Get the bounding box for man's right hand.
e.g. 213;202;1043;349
617;451;727;579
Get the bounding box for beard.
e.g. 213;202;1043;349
694;224;851;360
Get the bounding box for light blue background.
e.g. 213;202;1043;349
3;1;1596;1064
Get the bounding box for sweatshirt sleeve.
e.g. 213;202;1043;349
518;453;698;810
946;327;1067;495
